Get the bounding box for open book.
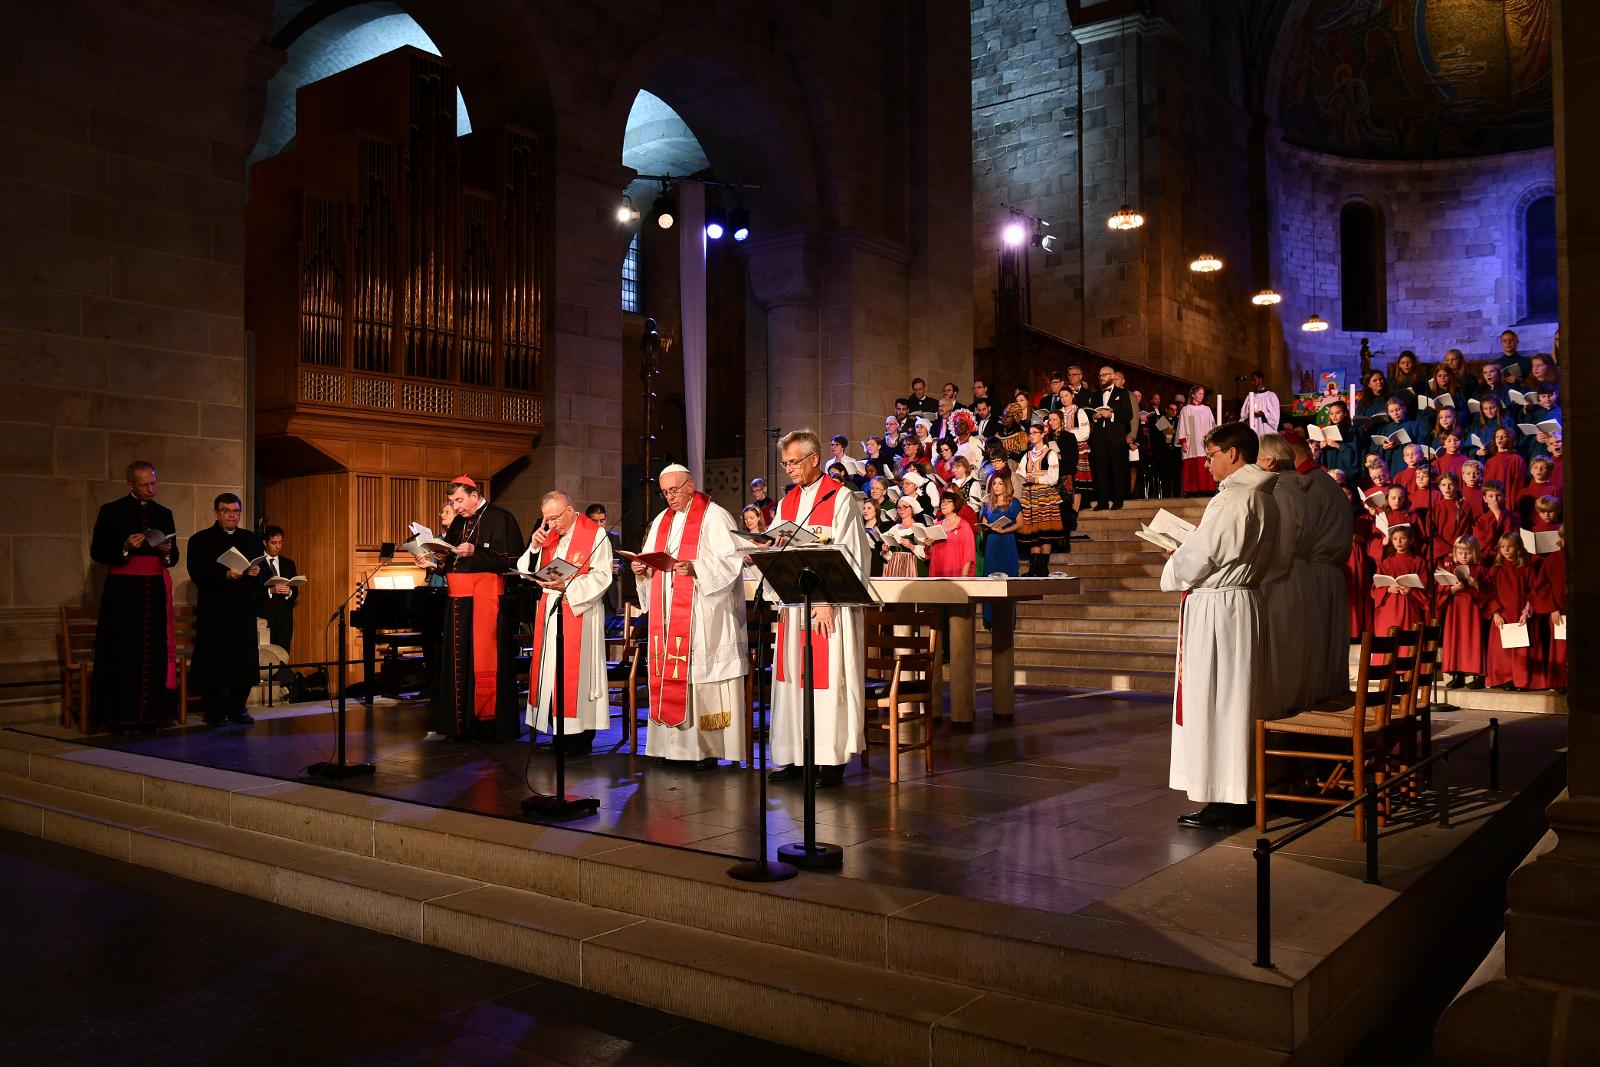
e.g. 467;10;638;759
1416;393;1454;411
730;528;779;547
1516;419;1560;437
1154;416;1173;433
763;520;822;546
1432;566;1472;587
216;546;267;572
1371;427;1411;448
1469;434;1485;451
143;528;173;549
1305;423;1343;445
400;522;452;557
618;550;678;571
883;523;948;546
836;455;866;476
1519;529;1561;555
527;557;581;584
980;515;1017;534
1506;389;1535;408
1135;508;1196;553
1362;488;1387;508
1467;399;1482;415
265;574;308;588
1372;573;1425;590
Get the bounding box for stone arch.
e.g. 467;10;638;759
1339;197;1387;333
1511;181;1558;324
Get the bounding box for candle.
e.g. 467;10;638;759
1350;383;1357;411
1216;394;1222;423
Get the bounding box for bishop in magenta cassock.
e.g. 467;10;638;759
1159;422;1280;829
89;460;179;730
520;490;613;754
632;464;749;767
768;431;872;789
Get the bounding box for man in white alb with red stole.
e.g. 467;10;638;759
631;464;748;768
767;430;872;789
520;490;613;756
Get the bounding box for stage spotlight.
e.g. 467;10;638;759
653;187;677;230
1040;232;1059;253
615;195;639;224
705;204;726;240
1002;220;1026;247
729;207;751;242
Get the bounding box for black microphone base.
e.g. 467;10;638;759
304;760;376;779
727;857;799;882
520;793;599;820
777;840;843;870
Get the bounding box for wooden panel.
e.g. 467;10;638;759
387;443;423;471
388;477;418;540
261;472;350;666
350;439;385;469
354;475;383;551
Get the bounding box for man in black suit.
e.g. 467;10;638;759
905;377;938;416
1086;364;1136;510
1041;371;1067;411
971;397;997;441
255;525;298;651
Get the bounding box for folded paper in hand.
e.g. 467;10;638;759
143;528;172;548
1519;529;1561;555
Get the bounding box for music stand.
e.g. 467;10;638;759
746;545;876;870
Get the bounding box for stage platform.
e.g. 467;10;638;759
0;696;1567;1065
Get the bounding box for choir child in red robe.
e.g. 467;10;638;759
1483;428;1528;501
1531;529;1566;692
1368;486;1411;567
1439;535;1489;690
1484;533;1536;691
1392;443;1427;496
1529;495;1562;534
1433;431;1467;482
1406;464;1440;521
1459;460;1486;517
1516;457;1560;526
1474;481;1519;550
1345;485;1374;640
1372;525;1428;640
1360;454;1390;496
1547;432;1564;494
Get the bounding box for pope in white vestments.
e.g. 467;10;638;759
632;465;749;764
520;492;614;743
1160;425;1280;826
769;431;872;786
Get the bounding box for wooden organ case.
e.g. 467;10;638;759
247;47;545;667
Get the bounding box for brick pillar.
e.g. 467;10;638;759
745;228;822;449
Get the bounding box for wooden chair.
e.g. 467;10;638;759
1255;625;1420;840
605;603;647;753
860;604;941;782
58;606;97;732
172;605;195;724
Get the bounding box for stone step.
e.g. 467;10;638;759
1338;648;1566;716
1046;589;1175;607
1050;550;1169;566
1016;601;1178;622
1008;615;1179;637
975;662;1174;692
1071;498;1209;517
1071;575;1165;591
1059;562;1167;578
978;632;1176;659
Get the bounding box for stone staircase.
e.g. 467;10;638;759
977;497;1567;715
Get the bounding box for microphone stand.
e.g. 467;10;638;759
521;581;599;820
305;547;394;779
728;571;797;882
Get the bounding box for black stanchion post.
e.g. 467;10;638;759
1489;718;1500;791
1438;753;1452;828
1253;838;1272;969
777;570;843;870
729;585;798;882
305;605;375;778
522;591;598;820
1364;793;1380;884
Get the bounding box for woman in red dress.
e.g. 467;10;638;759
1439;535;1489;689
1483;533;1536;691
926;491;976;578
1372;525;1428;641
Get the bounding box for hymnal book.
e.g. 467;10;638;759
1417;393;1454;410
1498;621;1531;650
1363;489;1387;507
529;557;581;584
1154;416;1173;433
143;528;172;548
1093;406;1116;420
216;547;267;572
1306;423;1342;445
762;520;822;546
401;523;453;557
1517;420;1561;437
1372;573;1425;590
1029;411;1046;427
884;523;948;546
1467;399;1482;415
731;528;779;547
265;574;308;588
1506;389;1534;408
1371;428;1411;448
865;526;884;546
981;515;1017;533
1432;567;1472;587
618;550;678;571
1135;508;1196;553
837;455;866;476
1469;434;1485;451
1519;529;1561;555
1553;620;1567;642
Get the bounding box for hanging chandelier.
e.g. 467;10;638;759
1301;313;1328;332
1108;205;1145;231
1189;252;1222;273
1251;288;1282;306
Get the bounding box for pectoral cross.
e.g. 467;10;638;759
666;636;689;680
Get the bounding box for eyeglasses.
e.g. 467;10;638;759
659;483;693;497
1204;450;1223;465
780;455;816;469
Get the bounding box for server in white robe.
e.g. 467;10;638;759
520;491;614;754
1158;422;1280;828
631;464;749;767
768;429;873;788
1288;433;1354;701
1256;436;1314;713
1238;373;1281;437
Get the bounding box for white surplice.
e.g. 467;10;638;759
520;521;614;733
1262;467;1310;714
1176;403;1217;461
770;478;872;767
1239;389;1282;437
634;499;749;761
1299;465;1354;700
1161;463;1280;804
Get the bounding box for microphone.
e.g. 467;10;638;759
755;482;841;607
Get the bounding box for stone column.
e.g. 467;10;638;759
1434;2;1599;1061
745;228;822;447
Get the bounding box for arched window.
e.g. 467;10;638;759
1340;201;1386;333
621;232;641;313
1521;194;1557;322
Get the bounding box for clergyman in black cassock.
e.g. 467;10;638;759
255;525;299;651
187;494;264;726
89;461;180;730
427;477;524;742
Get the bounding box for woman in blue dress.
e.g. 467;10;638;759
980;471;1022;628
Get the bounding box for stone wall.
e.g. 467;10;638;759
0;0;267;715
1269;141;1558;386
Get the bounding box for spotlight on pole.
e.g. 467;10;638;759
705;203;726;240
615;195;639;224
729;207;751;242
653;185;677;230
1002;220;1026;248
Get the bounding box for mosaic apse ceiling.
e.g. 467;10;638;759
1278;0;1552;159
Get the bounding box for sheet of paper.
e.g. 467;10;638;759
1498;622;1530;650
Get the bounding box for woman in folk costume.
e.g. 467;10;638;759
1176;384;1218;495
767;430;873;789
520;490;614;754
1439;535;1490;690
1158;422;1281;829
880;496;925;578
1016;423;1063;576
631;464;749;767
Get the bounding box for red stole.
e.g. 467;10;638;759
528;514;601;720
447;572;505;721
109;554;176;690
774;477;841;689
647;494;710;728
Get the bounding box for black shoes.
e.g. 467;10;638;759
1177;803;1252;829
536;735;593;756
227;710;254;726
816;766;844;788
1464;677;1484;690
767;764;801;782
